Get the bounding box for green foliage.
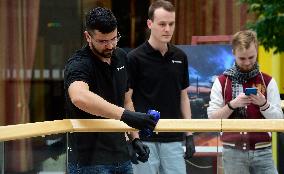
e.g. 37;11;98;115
240;0;284;53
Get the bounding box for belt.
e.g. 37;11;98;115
223;142;271;150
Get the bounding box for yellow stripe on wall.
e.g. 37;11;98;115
258;45;284;168
272;132;278;167
258;46;284;94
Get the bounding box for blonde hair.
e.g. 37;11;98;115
232;30;258;54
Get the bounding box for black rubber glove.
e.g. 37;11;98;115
184;135;196;160
128;138;150;164
120;110;157;131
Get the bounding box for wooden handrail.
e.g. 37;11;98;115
0;119;284;141
70;119;221;132
222;119;284;132
0;120;73;142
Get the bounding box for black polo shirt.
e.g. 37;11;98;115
127;41;189;142
64;45;129;165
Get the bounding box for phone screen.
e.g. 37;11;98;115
245;88;257;95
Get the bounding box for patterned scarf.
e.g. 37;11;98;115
223;63;260;118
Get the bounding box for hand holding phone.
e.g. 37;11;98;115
245;87;257;96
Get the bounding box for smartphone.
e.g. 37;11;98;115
245;87;257;96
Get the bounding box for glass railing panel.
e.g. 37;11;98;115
217;131;281;174
1;128;282;173
64;131;222;174
186;132;221;174
3;134;67;174
0;142;3;174
278;132;284;174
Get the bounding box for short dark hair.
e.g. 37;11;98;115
85;7;117;34
148;0;175;20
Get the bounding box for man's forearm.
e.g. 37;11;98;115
124;89;140;139
209;103;234;119
180;89;193;136
71;89;124;119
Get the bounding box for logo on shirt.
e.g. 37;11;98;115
117;66;125;71
252;83;266;95
172;60;182;64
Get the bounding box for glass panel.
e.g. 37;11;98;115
0;142;3;174
65;131;223;174
278;132;284;173
186;132;221;174
187;132;280;174
0;131;282;173
220;131;278;174
4;134;67;173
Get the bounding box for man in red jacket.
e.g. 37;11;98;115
207;30;283;174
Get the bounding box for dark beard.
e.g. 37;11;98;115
91;43;115;58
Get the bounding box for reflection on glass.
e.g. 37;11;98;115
4;134;66;173
185;132;222;173
221;132;278;174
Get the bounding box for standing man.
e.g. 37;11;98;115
64;7;158;174
127;1;195;173
207;30;283;174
